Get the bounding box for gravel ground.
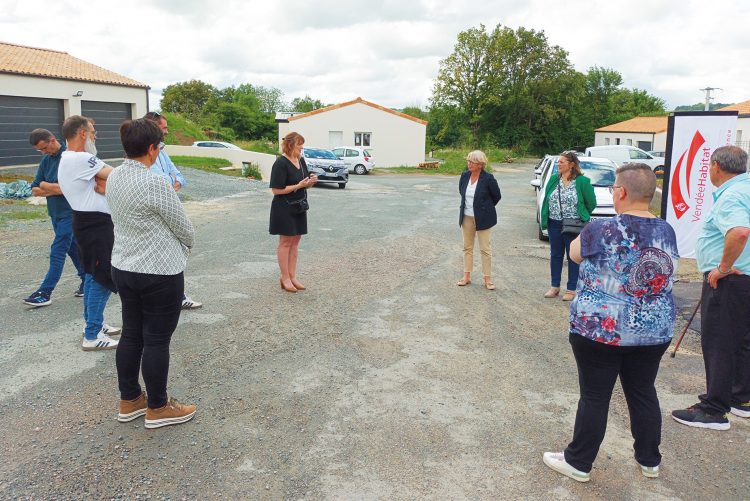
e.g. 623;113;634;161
0;163;747;500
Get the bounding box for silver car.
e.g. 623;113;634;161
530;156;617;241
302;147;349;189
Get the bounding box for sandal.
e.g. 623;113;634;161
484;281;496;291
457;278;471;286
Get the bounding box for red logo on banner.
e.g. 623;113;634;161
670;131;706;219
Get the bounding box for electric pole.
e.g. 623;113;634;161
699;87;722;111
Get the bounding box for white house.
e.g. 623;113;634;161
717;100;750;153
593;116;668;152
0;41;149;166
276;97;427;168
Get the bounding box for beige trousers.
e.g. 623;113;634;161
461;215;492;276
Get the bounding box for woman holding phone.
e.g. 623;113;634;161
269;132;317;293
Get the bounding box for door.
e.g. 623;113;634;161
0;95;64;166
81;101;131;160
329;131;343;149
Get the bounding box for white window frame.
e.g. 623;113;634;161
354;132;371;147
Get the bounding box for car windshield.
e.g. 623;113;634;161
363;150;371;157
550;161;616;187
304;149;338;159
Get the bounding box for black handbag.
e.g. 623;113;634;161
557;178;587;235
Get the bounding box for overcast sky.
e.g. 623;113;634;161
2;0;748;111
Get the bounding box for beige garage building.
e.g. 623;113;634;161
277;97;427;168
0;41;149;166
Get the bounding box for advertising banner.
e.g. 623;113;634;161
661;112;737;258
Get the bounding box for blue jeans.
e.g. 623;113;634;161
83;274;112;340
38;215;84;294
548;218;580;291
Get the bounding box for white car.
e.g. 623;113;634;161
331;146;375;175
530;156;617;241
192;141;242;150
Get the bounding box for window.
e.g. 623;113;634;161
615;138;621;145
604;138;610;146
629;149;650;160
354;132;371;147
345;149;359;157
332;148;345;157
626;139;633;146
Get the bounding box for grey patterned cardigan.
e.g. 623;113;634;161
106;159;195;275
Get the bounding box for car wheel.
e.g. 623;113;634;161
338;183;346;189
538;225;549;241
354;164;367;175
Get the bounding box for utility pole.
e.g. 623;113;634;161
699;87;722;111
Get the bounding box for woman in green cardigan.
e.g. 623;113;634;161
540;151;597;301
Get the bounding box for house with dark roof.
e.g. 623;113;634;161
0;41;149;166
277;97;427;168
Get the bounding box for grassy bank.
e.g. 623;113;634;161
170;156;242;177
0;200;46;227
373;147;518;175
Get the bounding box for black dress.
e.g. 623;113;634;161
269;156;309;236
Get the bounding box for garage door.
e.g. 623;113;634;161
0;95;64;167
81;101;131;160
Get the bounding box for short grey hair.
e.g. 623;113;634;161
616;163;656;203
466;150;488;166
29;128;54;146
711;145;748;174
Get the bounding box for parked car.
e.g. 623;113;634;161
302;147;349;189
331;146;375;174
647;150;666;158
533;155;556;182
530;156;618;241
193;141;242;150
584;145;664;174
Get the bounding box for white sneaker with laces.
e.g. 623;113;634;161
181;295;202;310
82;331;119;351
542;452;590;482
102;323;122;336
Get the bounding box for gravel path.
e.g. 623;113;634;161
0;163;746;500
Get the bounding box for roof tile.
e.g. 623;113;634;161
595;116;668;133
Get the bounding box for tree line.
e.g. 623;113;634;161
160;23;668;154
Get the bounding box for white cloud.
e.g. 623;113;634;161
1;0;748;111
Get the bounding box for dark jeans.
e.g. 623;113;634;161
564;333;670;473
112;267;184;409
548;218;579;291
698;273;750;414
38;215;84;294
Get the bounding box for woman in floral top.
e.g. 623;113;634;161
543;163;679;483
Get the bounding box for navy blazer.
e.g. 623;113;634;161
458;169;502;230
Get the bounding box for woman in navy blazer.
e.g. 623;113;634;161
458;150;502;290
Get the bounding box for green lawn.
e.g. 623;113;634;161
0;201;47;227
170;156;244;177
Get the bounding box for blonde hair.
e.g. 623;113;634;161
466;150;488;167
282;132;304;156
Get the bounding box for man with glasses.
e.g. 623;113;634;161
143;112;202;310
22;129;85;307
672;145;750;429
57;115;121;351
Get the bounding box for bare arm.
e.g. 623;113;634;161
570;235;583;264
270;175;316;196
93;165;114;194
32;181;63;197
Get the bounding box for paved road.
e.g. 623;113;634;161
0;164;746;500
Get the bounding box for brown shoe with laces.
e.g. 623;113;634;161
145;398;197;429
118;392;147;422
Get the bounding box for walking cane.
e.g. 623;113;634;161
670;299;701;358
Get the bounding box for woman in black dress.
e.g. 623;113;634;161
269;132;317;292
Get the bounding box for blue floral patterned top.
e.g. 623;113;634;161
570;215;679;346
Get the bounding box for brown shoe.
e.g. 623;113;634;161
562;290;576;301
118;392;147;422
544;287;560;298
145;397;197;429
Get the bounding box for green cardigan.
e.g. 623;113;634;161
540;174;597;230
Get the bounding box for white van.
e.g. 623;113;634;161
584;145;664;174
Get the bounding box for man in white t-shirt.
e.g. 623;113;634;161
57;115;120;351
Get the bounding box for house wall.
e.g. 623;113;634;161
594;131;667;151
735;116;750;153
0;73;148;117
165;145;276;181
280;102;426;167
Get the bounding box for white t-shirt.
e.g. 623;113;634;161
58;151;110;214
464;178;478;217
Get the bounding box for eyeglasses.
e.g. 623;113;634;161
608;184;622;194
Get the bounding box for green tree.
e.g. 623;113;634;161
291;95;325;112
401;106;428;121
160;80;217;121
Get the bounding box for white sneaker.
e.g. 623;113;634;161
181;295;202;310
82;331;119;351
639;463;659;478
102;323;122;336
542;452;590;482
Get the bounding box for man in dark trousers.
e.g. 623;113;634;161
23;129;85;307
672;145;750;430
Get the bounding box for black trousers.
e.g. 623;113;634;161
564;333;670;473
698;273;750;414
112;268;184;409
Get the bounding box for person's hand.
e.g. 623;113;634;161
309;174;318;185
94;177;107;195
173;180;182;192
708;266;743;288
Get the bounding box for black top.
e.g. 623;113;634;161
270;156;308;202
268;156;309;236
458;169;502;230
